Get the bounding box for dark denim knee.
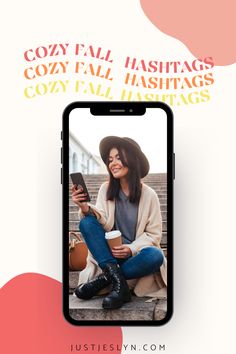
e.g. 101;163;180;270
79;215;98;234
141;246;164;269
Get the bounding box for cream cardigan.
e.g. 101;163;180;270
78;182;167;298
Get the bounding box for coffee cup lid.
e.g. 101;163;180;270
105;230;121;239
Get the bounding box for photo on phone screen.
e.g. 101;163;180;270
62;102;173;326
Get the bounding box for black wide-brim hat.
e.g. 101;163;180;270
99;136;150;178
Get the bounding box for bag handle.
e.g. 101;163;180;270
69;231;82;242
69;232;83;251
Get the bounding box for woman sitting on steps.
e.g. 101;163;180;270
72;136;167;310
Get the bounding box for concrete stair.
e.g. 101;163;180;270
69;173;167;321
69;203;167;213
69;295;167;321
69;219;167;231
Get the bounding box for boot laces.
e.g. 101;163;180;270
90;275;107;291
111;273;121;292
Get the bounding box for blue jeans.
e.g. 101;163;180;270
79;215;164;280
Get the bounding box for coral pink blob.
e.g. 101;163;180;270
140;0;236;66
0;273;122;354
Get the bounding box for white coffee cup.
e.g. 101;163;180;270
105;230;122;249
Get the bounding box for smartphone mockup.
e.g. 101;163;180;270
62;102;174;326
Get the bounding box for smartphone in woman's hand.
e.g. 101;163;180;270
70;172;91;202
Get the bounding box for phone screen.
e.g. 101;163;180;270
63;103;173;325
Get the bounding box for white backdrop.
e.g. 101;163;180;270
1;1;235;353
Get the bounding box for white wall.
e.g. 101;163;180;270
69;133;99;174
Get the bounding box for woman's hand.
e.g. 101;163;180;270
111;245;132;259
71;185;89;214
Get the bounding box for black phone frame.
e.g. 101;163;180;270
62;101;174;326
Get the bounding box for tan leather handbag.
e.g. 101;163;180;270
69;232;88;271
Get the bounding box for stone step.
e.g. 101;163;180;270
68;174;168;208
69;188;167;196
69;191;167;202
69;179;167;184
69;179;167;185
69;189;167;194
77;183;167;188
142;185;167;190
82;176;166;180
72;186;167;191
69;271;81;293
69;174;167;184
78;174;167;178
68;184;167;191
69;210;167;221
69;295;167;321
69;220;167;232
75;183;167;187
68;195;167;205
69;203;167;213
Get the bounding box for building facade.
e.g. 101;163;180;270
69;132;105;174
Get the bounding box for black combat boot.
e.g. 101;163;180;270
102;263;131;309
74;274;110;300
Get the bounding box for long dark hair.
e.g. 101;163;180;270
105;144;142;204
